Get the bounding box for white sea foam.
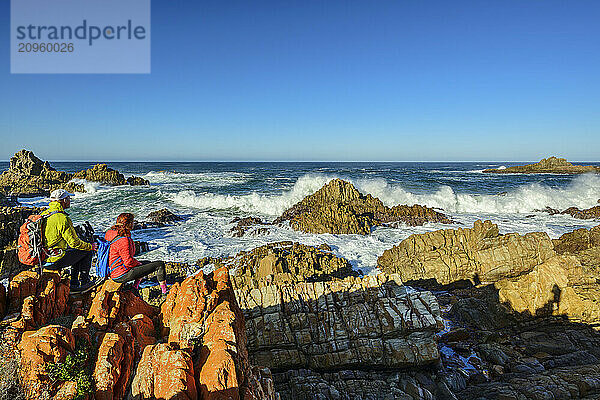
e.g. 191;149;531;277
69;178;104;194
170;173;600;216
144;171;251;186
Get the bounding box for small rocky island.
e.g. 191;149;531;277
0;150;149;197
483;157;600;174
274;178;453;234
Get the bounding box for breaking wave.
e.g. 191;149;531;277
170;173;600;216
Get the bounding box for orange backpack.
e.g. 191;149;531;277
17;211;62;267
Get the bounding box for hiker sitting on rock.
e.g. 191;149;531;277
106;213;168;294
43;189;98;292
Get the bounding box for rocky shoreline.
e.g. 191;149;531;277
0;153;599;399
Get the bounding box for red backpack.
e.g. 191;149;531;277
17;211;62;267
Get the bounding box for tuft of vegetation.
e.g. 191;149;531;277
46;338;95;399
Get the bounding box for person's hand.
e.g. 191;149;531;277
91;242;99;251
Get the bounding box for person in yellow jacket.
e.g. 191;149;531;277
43;189;98;292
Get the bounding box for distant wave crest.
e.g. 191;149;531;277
170;173;600;216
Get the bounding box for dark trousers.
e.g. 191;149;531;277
45;249;93;284
113;260;166;284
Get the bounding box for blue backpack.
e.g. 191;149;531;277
95;235;123;278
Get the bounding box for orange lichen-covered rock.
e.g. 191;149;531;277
18;325;75;399
127;313;156;359
160;273;211;347
7;270;39;312
197;300;245;400
87;279;157;330
93;323;135;400
10;272;69;331
130;343;197;400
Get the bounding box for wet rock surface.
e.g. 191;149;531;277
132;208;182;230
230;216;271;237
274;179;452;234
483;156;600;174
561;205;600;220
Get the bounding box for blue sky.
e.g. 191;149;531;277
1;1;599;161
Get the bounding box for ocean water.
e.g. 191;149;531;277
4;161;600;274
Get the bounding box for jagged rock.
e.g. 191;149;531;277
126;176;150;186
484;157;600;174
72;163;127;186
218;241;356;289
274;179;452;235
0;150;74;197
72;163;148;186
130;343;197;400
9;271;70;331
378;220;556;285
553;225;600;255
197;300;247;399
561;205;600;220
235;274;443;371
18;325;75;399
87;280;157;330
230;217;270;237
0;151;147;196
93;324;134;400
146;208;181;224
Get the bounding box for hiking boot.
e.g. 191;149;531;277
70;279;98;294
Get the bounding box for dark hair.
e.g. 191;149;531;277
111;213;134;237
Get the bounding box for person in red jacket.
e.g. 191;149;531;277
105;213;168;294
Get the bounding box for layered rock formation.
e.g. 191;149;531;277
214;241;356;289
483;156;600;174
378;220;600;327
274;179;452;235
0;150;148;197
236;275;443;371
133;208;182;230
378;220;555;285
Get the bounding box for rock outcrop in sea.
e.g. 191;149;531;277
0;150;149;197
274;178;453;234
483;156;600;174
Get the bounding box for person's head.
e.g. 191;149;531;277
49;189;71;209
112;213;134;236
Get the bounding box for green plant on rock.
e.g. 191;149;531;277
46;338;94;399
